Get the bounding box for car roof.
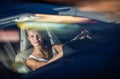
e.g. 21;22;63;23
0;1;120;23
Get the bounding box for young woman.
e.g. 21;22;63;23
25;29;63;70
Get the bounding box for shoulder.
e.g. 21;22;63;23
25;58;39;69
25;58;37;70
26;58;36;65
25;57;47;70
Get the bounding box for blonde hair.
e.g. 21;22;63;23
25;28;50;46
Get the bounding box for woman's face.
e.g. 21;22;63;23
27;30;43;47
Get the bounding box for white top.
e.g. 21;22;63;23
27;48;57;62
28;55;48;62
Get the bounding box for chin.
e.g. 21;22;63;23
34;43;41;46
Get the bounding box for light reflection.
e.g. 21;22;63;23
16;14;92;30
0;30;19;42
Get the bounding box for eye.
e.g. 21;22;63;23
37;33;42;38
37;35;41;38
31;35;34;38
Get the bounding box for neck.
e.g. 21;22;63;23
33;45;46;54
34;43;46;49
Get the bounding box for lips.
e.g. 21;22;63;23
34;41;39;44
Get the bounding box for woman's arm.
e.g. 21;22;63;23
26;44;63;70
47;44;63;64
26;58;47;70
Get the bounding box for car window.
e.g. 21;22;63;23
0;13;119;74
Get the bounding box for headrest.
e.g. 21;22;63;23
20;29;31;51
